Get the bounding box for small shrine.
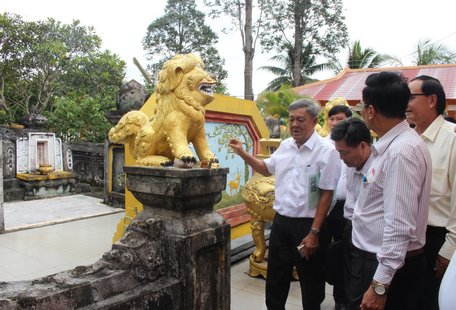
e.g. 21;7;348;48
1;113;75;201
15;131;75;199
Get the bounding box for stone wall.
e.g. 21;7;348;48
0;167;231;309
68;142;104;187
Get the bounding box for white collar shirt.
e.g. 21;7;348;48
421;115;456;260
352;120;432;284
264;131;341;218
344;153;373;221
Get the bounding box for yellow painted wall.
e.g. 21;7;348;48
111;94;268;242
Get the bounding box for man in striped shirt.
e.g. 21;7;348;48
348;72;432;310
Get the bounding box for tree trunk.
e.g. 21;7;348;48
243;0;255;101
293;1;303;87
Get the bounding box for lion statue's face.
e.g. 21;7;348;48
176;63;216;107
156;54;217;111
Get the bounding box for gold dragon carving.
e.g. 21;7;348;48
108;53;218;168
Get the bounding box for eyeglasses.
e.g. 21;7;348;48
409;93;429;101
410;93;427;96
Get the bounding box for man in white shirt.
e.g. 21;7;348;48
330;117;373;308
350;71;432;310
228;99;341;310
407;75;456;310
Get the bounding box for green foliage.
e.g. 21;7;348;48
214;188;245;210
347;40;393;69
414;39;456;65
0;13;125;132
143;0;228;93
259;42;328;91
46;95;112;143
256;85;308;120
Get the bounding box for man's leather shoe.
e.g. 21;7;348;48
335;303;348;310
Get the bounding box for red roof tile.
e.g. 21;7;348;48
293;64;456;112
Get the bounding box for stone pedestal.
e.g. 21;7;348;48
125;166;231;309
0;167;230;309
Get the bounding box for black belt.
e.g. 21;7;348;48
354;246;424;260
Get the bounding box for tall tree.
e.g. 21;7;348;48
347;40;392;69
143;0;228;93
203;0;267;100
259;43;331;91
0;15;104;118
260;0;348;87
413;39;456;65
329;41;400;74
0;13;125;141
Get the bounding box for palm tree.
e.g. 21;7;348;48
413;39;456;65
328;40;398;74
347;40;394;69
258;43;331;91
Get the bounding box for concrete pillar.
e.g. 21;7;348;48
124;166;231;309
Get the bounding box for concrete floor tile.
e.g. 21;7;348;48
231;289;267;310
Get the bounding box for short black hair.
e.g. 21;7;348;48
410;75;446;115
328;105;353;118
330;118;371;147
362;71;410;119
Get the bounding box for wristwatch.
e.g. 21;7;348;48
310;227;320;236
371;280;388;296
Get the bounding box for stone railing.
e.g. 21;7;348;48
0;167;230;309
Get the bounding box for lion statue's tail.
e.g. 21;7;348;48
108;111;149;155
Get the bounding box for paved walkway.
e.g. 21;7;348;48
0;195;335;309
3;194;123;232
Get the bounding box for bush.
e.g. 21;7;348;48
46;95;113;142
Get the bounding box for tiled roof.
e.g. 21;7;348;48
293;64;456;110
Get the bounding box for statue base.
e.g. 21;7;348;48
248;255;268;279
248;255;299;281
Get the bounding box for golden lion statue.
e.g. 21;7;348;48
109;53;218;167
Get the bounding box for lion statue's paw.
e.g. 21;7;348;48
137;156;173;167
209;157;220;168
174;156;197;168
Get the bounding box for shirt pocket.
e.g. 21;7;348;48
432;167;447;194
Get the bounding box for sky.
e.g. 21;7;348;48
2;0;456;99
